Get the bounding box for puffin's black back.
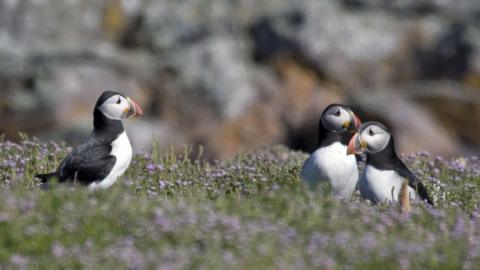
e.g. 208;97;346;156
36;91;126;184
366;137;433;205
317;104;355;148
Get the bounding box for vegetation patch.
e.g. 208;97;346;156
0;137;479;269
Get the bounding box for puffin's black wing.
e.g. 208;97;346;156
395;160;433;205
62;156;116;184
36;172;59;183
58;142;116;185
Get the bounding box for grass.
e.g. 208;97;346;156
0;136;479;269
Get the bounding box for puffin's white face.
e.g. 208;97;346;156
358;124;391;153
347;122;391;155
98;94;143;120
321;105;359;133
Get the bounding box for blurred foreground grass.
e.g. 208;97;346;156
0;137;479;269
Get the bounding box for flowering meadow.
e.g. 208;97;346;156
0;137;479;269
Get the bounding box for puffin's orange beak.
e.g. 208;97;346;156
343;112;362;133
125;97;144;118
347;134;357;155
347;133;367;155
353;113;361;131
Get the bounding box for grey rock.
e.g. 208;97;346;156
353;91;460;156
172;35;256;119
0;0;479;158
126;120;185;152
35;62;146;131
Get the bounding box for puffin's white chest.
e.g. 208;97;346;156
89;131;132;189
359;165;417;203
301;142;359;198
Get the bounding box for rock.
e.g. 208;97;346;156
0;0;480;159
207;102;283;159
402;81;480;155
353;91;460;156
171;35;256;119
0;1;104;49
126;120;184;152
36;63;146;128
414;22;473;80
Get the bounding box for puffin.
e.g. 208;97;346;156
36;90;143;189
300;104;362;199
347;121;433;205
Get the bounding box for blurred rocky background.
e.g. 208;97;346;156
0;0;479;159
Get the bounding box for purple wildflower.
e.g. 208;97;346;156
51;242;65;258
361;233;377;250
10;254;29;269
146;163;156;174
452;215;466;239
334;231;351;247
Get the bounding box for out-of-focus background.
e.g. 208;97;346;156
0;0;479;159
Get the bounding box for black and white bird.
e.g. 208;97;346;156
300;104;361;198
347;121;433;205
36;91;143;189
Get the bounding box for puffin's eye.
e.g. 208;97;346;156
334;109;341;117
368;128;375;136
116;98;121;104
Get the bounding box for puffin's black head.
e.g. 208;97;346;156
95;91;143;120
347;121;392;155
320;104;361;134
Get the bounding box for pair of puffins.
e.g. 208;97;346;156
301;104;433;205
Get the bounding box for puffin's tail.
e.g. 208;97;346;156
35;172;59;183
417;182;434;206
